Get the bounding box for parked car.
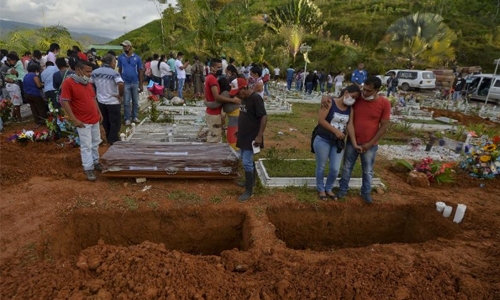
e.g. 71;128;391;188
377;69;436;91
466;74;500;104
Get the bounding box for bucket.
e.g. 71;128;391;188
436;202;446;212
443;205;453;218
453;204;467;223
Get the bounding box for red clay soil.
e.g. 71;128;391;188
1;122;500;300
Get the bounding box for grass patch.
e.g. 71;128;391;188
123;197;139;210
168;190;202;205
262;159;363;178
283;185;319;204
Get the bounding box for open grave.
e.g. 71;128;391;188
267;204;462;251
42;209;251;259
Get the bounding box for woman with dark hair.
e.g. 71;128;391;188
159;54;172;95
204;64;242;149
5;53;26;122
313;84;361;201
23;63;48;126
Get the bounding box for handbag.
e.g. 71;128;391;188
263;73;270;83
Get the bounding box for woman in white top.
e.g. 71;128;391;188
334;71;345;96
327;71;334;94
159;54;172;92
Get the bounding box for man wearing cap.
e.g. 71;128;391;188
229;78;267;202
117;40;143;126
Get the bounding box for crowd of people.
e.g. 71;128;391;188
1;41;390;204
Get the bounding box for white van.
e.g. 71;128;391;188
378;69;436;91
466;74;500;104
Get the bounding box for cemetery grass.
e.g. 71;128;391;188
1;105;500;299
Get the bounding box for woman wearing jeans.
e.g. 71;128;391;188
313;85;360;200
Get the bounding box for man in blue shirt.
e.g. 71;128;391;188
286;66;295;91
40;61;59;108
351;63;367;87
117;40;143;126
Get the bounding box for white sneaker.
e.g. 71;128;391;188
125;120;131;126
132;118;140;123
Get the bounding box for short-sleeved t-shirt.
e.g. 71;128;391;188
237;92;267;150
353;96;391;145
175;59;186;79
117;53;143;83
204;73;221;115
60;78;100;124
91;65;124;105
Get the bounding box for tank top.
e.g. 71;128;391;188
23;73;42;97
317;99;351;139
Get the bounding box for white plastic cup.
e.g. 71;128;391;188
443;205;453;218
436;202;446;212
453;204;467;223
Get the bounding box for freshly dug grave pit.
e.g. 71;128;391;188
267;204;462;251
44;209;250;259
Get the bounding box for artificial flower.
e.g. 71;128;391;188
483;144;497;152
479;155;491;162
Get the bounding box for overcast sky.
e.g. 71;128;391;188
0;0;176;39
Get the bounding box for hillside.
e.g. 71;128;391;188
110;0;500;73
0;19;112;45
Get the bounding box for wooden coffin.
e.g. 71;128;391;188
100;142;240;179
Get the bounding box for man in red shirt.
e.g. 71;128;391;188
60;60;103;181
324;76;391;203
204;58;240;143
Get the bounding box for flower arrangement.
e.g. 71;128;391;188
460;135;500;179
148;95;161;122
397;157;456;184
45;101;76;139
8;129;50;143
409;137;422;151
0;98;13;122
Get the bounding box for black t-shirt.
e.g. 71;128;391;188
53;70;75;91
454;78;466;91
236;92;267;150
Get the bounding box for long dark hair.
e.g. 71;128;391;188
158;54;166;71
339;84;361;97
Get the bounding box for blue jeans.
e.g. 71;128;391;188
452;91;461;101
339;140;378;195
177;78;185;99
240;149;254;172
306;82;313;94
76;122;101;171
387;86;397;97
295;80;302;91
123;82;139;121
162;75;172;93
264;82;270;96
313;136;343;192
287;79;293;90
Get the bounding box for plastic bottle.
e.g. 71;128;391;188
453;204;467;223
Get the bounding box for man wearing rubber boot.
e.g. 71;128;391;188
230;78;267;202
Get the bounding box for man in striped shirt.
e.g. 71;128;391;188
91;54;124;145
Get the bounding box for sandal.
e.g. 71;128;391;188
318;193;328;201
326;193;338;201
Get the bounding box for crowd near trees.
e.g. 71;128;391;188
2;0;499;74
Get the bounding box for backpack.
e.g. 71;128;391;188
310;125;319;153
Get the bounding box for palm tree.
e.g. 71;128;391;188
377;12;457;68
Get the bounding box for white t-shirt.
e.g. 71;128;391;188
327;74;333;84
159;61;171;77
150;60;161;77
334;75;344;85
185;64;192;75
274;68;280;76
175;59;186;79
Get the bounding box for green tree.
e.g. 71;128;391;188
266;0;325;34
0;26;81;54
377;12;457;68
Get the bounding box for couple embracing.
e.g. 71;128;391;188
313;76;391;204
